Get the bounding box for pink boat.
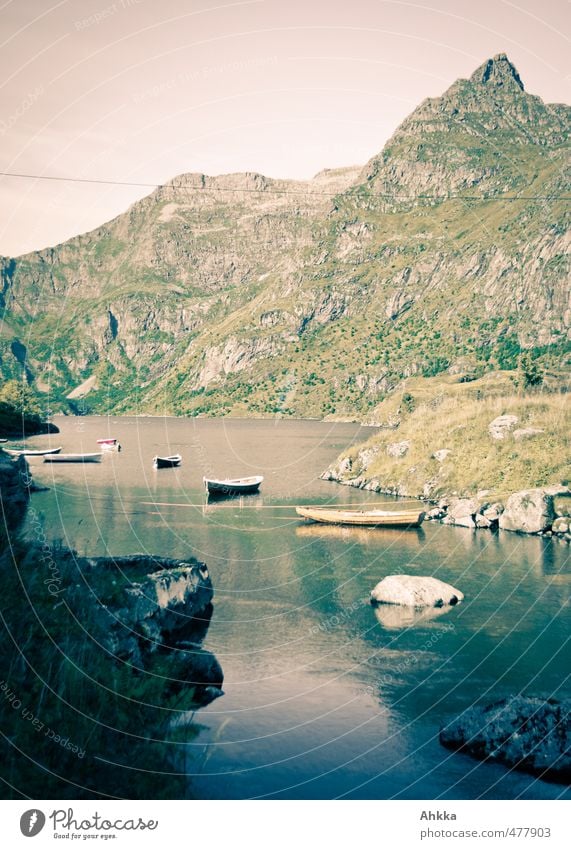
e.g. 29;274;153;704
96;438;117;445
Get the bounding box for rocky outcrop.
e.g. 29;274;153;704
0;406;59;438
370;575;464;608
0;451;30;536
440;696;571;783
471;53;524;90
386;440;410;458
499;486;569;534
488;414;518;440
0;56;568;420
552;517;570;535
86;555;211;645
448;498;479;522
483;502;504;523
432;449;451;463
196;335;281;388
80;554;223;703
513;427;544;441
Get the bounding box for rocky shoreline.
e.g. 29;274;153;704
0;449;223;704
0;450;30;534
0;448;224;796
323;461;570;540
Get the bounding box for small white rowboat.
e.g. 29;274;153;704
204;475;264;496
44;453;102;464
5;446;62;457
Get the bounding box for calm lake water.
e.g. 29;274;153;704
25;415;571;800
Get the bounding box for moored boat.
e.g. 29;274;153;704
6;446;62;457
43;452;102;464
295;505;425;527
153;454;182;469
97;438;121;450
204;475;264;496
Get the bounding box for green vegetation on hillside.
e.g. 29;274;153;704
328;372;571;499
0;54;568;428
0;379;56;436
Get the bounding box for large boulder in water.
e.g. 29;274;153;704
370;575;464;608
448;497;479;521
440;696;571;783
499;487;568;534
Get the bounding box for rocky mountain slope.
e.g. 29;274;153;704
0;54;569;419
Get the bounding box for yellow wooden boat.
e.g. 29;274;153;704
295;505;425;527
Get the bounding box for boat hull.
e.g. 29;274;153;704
153;455;181;469
204;476;263;496
44;453;102;463
295;506;425;527
5;446;62;457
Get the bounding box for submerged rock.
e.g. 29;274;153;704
370;575;464;608
440;696;571;783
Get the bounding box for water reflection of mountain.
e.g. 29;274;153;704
23;417;571;800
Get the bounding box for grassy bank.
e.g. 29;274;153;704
329;372;570;502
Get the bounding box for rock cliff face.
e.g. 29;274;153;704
82;554;223;702
0;540;224;797
0;451;29;539
0;54;569;419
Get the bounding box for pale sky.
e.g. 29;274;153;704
1;0;569;256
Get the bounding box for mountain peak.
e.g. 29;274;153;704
470;53;524;91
